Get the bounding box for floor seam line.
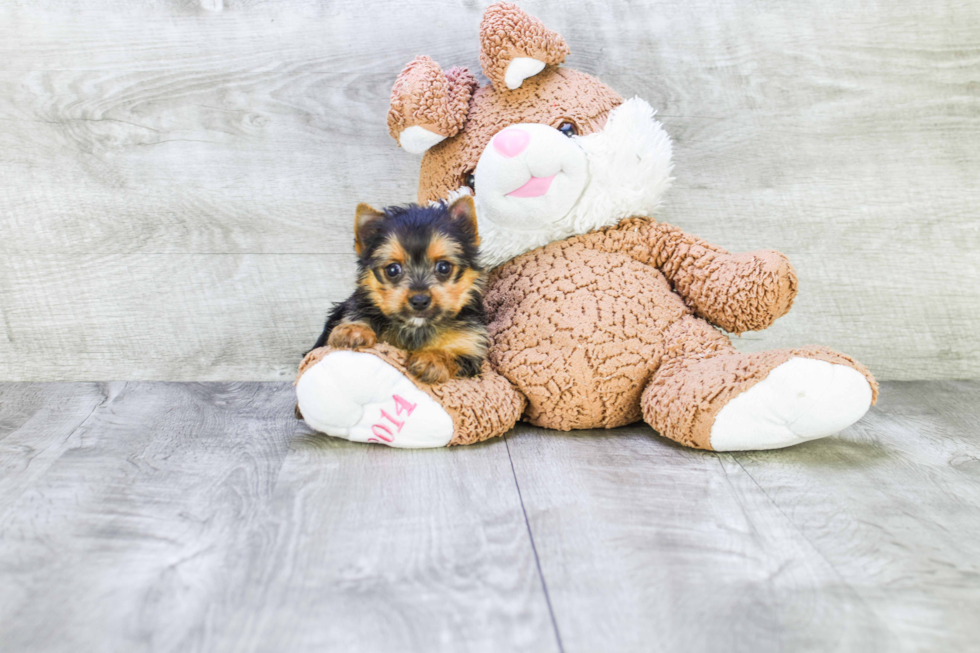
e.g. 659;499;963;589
504;434;566;653
58;381;115;448
728;454;840;573
727;452;900;641
0;382;115;526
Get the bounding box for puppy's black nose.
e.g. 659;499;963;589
409;294;431;311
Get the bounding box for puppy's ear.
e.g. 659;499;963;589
447;195;479;245
354;203;385;256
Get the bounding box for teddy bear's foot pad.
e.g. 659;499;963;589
710;358;873;451
295;351;454;448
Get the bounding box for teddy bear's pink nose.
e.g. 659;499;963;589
493;128;530;158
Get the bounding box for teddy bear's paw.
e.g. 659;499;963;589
709;358;873;451
295;350;454;448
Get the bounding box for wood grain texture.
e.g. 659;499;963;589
730;381;980;652
0;0;977;380
504;427;894;652
0;382;558;653
0;382;297;652
0;383;107;522
1;381;979;651
506;380;980;652
207;432;558;653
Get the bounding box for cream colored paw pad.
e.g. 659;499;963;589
710;358;873;452
295;351;454;448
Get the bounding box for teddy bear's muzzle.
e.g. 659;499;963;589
473;122;588;231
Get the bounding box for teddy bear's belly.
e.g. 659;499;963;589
486;245;691;430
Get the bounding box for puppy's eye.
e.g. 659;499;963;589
384;263;402;279
464;171;476;191
435;260;453;276
558;121;578;137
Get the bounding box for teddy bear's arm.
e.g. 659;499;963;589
578;218;798;334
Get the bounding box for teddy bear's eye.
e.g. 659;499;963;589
464;171;476;191
558;121;578;137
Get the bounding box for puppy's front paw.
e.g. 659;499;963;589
327;322;377;350
407;350;459;384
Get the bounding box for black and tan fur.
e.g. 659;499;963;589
310;196;488;384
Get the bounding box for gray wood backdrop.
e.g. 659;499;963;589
1;0;978;381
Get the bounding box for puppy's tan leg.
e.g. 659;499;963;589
407;349;460;384
327;322;377;350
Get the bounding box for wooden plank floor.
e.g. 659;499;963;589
1;381;978;653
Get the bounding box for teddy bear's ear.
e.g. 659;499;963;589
479;2;569;91
387;56;478;155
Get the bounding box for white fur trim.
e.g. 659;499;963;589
296;351;454;448
709;358;873;451
399;125;447;155
471;97;674;268
504;57;546;89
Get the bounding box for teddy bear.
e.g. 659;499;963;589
295;2;877;450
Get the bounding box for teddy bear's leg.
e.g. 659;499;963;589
295;345;525;448
641;316;878;451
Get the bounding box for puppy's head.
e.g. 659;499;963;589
354;196;483;327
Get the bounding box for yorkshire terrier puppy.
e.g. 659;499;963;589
311;195;488;384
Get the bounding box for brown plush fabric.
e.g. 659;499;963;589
577;218;799;334
297;343;526;446
416;67;623;203
641;319;880;450
485;227;688;430
437;365;527;446
387;56;477;142
478;2;569;90
482;217;841;435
